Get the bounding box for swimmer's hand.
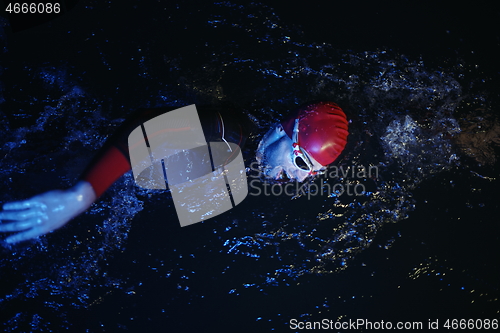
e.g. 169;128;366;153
0;181;96;244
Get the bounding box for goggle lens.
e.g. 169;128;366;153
294;155;310;171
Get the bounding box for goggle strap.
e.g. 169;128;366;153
292;118;324;175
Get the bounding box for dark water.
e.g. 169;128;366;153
0;1;499;332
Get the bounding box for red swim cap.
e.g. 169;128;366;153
281;101;349;166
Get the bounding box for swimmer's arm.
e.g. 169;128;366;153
0;180;96;244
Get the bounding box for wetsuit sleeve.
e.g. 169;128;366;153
79;108;177;198
79;106;250;198
79;145;131;198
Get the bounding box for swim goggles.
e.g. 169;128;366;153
291;119;321;175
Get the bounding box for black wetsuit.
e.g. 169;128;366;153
80;105;251;197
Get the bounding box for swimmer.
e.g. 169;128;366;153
0;102;348;244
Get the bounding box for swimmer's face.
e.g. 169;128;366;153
256;124;324;182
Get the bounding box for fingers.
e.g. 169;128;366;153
2;200;45;211
0;209;46;221
4;227;46;244
0;217;43;232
